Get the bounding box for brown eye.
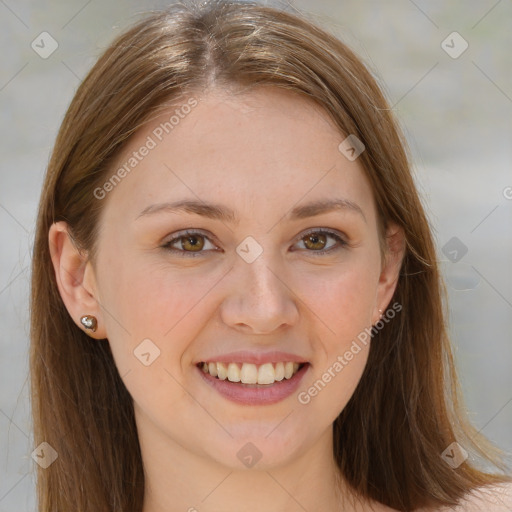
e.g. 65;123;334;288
180;234;205;252
163;230;217;257
294;229;347;255
303;233;328;251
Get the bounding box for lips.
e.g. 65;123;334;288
194;351;310;405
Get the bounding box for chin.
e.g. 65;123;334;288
200;422;315;471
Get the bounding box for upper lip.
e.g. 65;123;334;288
195;350;308;365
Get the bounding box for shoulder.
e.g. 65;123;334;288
448;482;512;511
412;482;512;512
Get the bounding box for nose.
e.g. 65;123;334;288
219;251;300;334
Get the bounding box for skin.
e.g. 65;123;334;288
50;87;405;512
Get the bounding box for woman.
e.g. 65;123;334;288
30;1;512;511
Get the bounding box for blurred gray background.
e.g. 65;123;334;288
1;1;511;510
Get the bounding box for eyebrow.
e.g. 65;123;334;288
136;198;366;224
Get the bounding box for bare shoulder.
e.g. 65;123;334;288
412;482;512;512
448;482;512;511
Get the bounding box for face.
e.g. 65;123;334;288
76;88;401;470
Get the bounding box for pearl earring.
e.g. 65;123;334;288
80;315;97;332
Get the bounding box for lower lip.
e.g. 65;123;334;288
197;364;310;405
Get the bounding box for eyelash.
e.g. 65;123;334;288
161;228;348;258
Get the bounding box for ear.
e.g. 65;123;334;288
372;222;405;324
48;221;107;339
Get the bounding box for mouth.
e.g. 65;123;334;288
196;361;307;386
195;360;310;405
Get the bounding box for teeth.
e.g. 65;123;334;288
217;362;228;380
208;362;218;377
200;361;303;384
240;363;258;384
275;362;285;381
258;363;275;384
227;363;241;382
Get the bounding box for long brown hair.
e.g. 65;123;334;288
30;1;511;511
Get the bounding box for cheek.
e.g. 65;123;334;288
95;249;226;368
300;256;380;341
293;258;378;416
94;253;222;422
297;344;369;416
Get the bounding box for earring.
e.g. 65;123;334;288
80;315;97;332
378;309;383;319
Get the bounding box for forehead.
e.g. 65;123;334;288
100;87;377;227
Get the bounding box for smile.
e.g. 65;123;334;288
198;361;304;385
196;360;310;405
